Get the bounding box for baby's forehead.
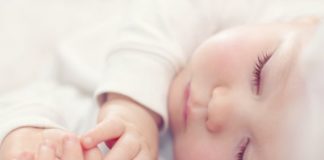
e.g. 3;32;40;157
200;25;278;46
193;27;276;59
194;22;305;59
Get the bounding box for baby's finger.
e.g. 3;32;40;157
37;140;56;160
61;135;83;160
84;147;103;160
42;129;67;158
81;118;125;149
104;132;140;160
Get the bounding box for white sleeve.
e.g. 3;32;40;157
95;0;224;131
0;81;97;145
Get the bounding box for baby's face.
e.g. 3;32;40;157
168;20;318;160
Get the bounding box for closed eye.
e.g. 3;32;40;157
252;52;273;94
237;138;250;160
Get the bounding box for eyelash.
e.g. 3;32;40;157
237;138;250;160
252;53;272;94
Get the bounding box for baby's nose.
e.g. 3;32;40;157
206;86;234;133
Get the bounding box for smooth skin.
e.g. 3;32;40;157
0;128;102;160
14;134;102;160
81;93;162;160
2;17;319;160
0;93;161;160
168;18;319;160
0;128;72;160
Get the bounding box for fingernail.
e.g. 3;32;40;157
64;134;77;147
40;139;55;151
83;136;93;147
40;143;50;152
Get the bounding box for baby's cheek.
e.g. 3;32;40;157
173;131;232;160
173;140;208;160
281;71;307;110
192;44;251;86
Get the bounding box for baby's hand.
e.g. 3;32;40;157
14;134;102;160
0;127;96;160
0;127;65;160
81;94;161;160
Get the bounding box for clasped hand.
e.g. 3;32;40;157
0;94;160;160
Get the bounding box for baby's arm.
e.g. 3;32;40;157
81;93;161;160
